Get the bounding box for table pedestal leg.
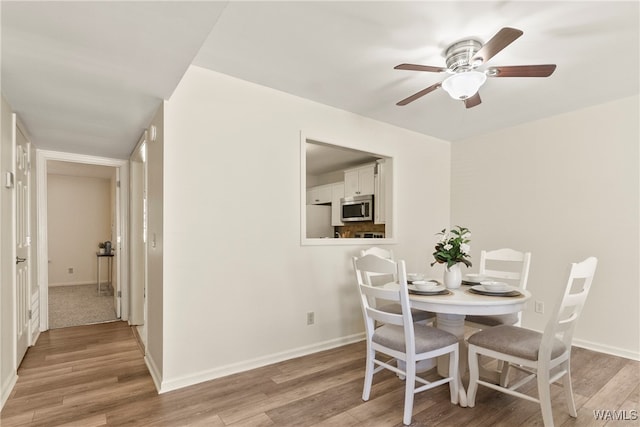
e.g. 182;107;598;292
435;313;468;407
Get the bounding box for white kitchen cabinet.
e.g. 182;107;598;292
331;182;344;226
374;159;386;224
306;184;332;205
344;164;375;197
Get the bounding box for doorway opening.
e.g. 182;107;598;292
36;150;129;332
46;161;119;328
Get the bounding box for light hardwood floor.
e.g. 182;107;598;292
1;321;637;426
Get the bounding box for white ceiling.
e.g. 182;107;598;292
1;1;227;159
306;140;381;175
2;1;638;160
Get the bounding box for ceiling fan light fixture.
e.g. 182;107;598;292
442;70;487;100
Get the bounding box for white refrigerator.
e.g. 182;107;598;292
306;205;333;238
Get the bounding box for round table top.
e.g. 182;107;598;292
385;282;531;316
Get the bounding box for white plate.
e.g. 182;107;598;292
464;274;488;283
472;284;514;294
409;284;445;293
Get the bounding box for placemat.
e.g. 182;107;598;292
467;288;523;298
408;289;452;296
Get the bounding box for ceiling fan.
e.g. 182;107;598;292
394;27;556;108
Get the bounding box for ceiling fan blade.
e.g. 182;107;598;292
394;63;447;73
464;93;482;109
472;27;523;64
487;64;557;77
396;82;442;106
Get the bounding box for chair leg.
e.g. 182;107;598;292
362;348;375;401
402;361;416;425
499;362;511;387
449;346;459;405
397;359;406;380
466;345;479;407
562;360;577;417
537;369;555;427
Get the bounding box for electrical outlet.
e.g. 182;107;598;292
535;301;544;314
67;267;74;274
307;311;315;325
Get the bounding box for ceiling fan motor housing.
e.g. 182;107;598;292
445;39;482;72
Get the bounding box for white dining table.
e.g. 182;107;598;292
389;282;531;407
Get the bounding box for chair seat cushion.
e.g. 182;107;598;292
378;303;436;322
373;324;458;354
467;325;567;361
465;313;518;327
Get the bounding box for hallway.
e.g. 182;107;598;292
1;322;637;426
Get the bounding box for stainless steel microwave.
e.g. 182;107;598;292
340;195;373;222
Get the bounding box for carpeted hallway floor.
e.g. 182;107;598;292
48;284;118;329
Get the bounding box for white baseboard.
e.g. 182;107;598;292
526;326;639;361
48;281;96;287
572;338;640;361
158;332;366;394
30;330;41;348
1;372;18;410
145;352;163;393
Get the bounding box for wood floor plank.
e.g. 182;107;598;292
583;361;639;411
1;321;638;427
0;409;35;427
56;413;108;427
227;412;276;427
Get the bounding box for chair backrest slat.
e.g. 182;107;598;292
479;248;532;290
541;257;597;355
365;306;404;325
359;282;400;302
360;247;396;285
361;247;394;260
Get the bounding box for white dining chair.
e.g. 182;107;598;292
465;248;532;328
359;247;396;284
360;246;394;260
353;254;459;426
467;257;597;427
359;247;435;323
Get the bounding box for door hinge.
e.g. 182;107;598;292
28;310;32;320
116;180;121;188
117;291;122;297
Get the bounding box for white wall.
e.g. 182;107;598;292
47;174;112;286
159;66;450;391
0;95;17;407
452;95;639;359
145;102;165;389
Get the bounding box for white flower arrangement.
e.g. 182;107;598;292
431;225;472;269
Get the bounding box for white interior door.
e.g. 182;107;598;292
113;167;121;318
15;120;30;365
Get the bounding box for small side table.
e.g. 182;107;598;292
96;252;115;295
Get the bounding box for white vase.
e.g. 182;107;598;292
443;263;462;289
